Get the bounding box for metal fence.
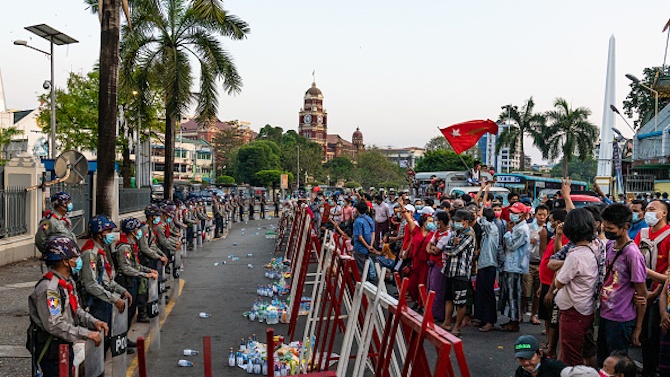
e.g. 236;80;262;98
119;187;151;214
0;187;28;238
50;180;92;237
624;174;656;194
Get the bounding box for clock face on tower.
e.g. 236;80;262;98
317;115;323;124
304;114;312;124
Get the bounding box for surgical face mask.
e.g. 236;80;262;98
525;362;541;374
510;214;521;223
632;212;639;223
166;217;172;224
425;222;437;232
453;222;464;230
546;222;553;234
104;233;115;245
415;205;424;210
66;203;74;212
338;201;344;206
494;211;502;219
153;217;160;225
70;257;83;274
646;211;660;227
136;229;143;239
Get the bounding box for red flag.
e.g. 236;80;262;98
439;119;498;155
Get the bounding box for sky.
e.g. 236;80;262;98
1;0;669;164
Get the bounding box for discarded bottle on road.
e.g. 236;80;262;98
247;358;254;373
247;253;253;257
183;349;199;356
248;264;254;269
233;243;238;246
262;359;268;376
199;312;211;318
240;338;247;351
228;347;236;367
237;351;244;367
178;360;194;367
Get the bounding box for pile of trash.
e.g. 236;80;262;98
228;334;309;376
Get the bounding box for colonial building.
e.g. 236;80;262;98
178;116;256;144
298;81;363;161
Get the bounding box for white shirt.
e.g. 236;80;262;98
555;244;599;315
372;202;393;223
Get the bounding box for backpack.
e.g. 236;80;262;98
638;227;670;272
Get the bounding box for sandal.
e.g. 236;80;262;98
479;323;494;332
439;323;452;332
530;315;541;325
499;324;520;332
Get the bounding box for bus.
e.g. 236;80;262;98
493;173;588;202
414;171;494;199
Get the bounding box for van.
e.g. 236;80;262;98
449;186;511;205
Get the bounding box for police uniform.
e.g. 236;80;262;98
35;211;77;254
114;232;153;330
213;198;224;237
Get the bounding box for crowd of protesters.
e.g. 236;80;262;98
287;180;670;377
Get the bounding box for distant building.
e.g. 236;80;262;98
631;102;670;193
478;123;520;173
298;81;363;161
178;117;256;144
379;147;425;169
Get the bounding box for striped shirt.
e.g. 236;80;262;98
441;228;475;279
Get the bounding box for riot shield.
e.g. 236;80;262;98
192;224;199;251
147;276;161;351
84;335;104;377
159;265;167;321
111;298;128;377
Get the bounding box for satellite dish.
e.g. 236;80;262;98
54;150;89;184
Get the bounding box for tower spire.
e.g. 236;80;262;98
0;68;7;113
312;69;315;84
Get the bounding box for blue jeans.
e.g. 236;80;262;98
597;316;635;366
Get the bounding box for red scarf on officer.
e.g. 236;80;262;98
82;239;112;278
44;272;78;313
119;233;140;263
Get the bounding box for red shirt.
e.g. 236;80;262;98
539;234;569;285
429;230;449;267
501;206;511;222
409;226;431;269
634;224;670;287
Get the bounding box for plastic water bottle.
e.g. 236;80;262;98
274;364;281;377
248;264;254;269
237;351;244;367
247;253;253;257
199;312;211;318
262;359;268;376
240;338;247;351
178;360;193;367
253;357;262;374
228;347;236;367
183;349;198;356
247;358;254;373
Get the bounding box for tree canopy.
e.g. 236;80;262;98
496;97;545;171
415;149;473;172
622;66;670;130
353;149;405;189
549;156;596;183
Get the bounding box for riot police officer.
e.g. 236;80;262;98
28;236;108;377
80;215;131;354
114;218;158;350
35;192;77;254
156;202;181;275
137;204;168;322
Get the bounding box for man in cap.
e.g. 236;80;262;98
35;192;78;254
156;202;181;276
137;204;168;322
500;202;531;332
513;335;565;377
79;215;131;353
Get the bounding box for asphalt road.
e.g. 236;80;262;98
139;214;549;377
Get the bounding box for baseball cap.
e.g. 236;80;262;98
520;197;532;205
559;366;599;377
420;206;435;216
452;199;465;210
514;335;539;359
509;202;530;214
451;209;471;222
404;204;416;213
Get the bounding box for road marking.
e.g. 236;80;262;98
0;281;38;291
126;278;184;377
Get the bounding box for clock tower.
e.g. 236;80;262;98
298;81;327;149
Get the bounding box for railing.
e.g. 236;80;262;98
624;174;656;194
119;187;151;214
0;187;28;238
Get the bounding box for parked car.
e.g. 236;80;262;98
151;184;164;203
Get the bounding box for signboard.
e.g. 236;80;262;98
496;175;522;183
280;174;289;189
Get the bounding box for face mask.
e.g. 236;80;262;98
546;222;553;233
632;212;639;223
153;217;160;225
104;233;115;245
136;229;143;239
70;257;83;274
525;362;541;374
646;211;660;227
510;214;521;223
425;222;437;232
453;222;464;230
415;205;424;210
66;203;74;212
604;230;620;240
167;217;172;224
328;200;334;205
494;211;502;219
599;369;614;377
338;201;344;206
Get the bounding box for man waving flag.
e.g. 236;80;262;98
439;119;498;155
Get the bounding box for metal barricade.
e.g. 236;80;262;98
111;298;129;377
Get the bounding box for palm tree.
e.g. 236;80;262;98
120;0;249;198
496;97;545;171
0;126;24;163
542;97;599;178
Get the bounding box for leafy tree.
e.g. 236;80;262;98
424;136;454;152
256;125;284;142
542;98;599;178
496;97;546;171
622;66;670;129
212;128;244;176
549;156;597;183
415;149;473;172
216;175;235;184
236;141;281;185
278;131;323;186
354;149;405;189
256;169;294;190
322;156;354;183
120;0;249;198
37;71;99;152
0;126;24;163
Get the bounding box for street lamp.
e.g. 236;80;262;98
609;105;636;134
14;24;78;159
626;73;659;132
